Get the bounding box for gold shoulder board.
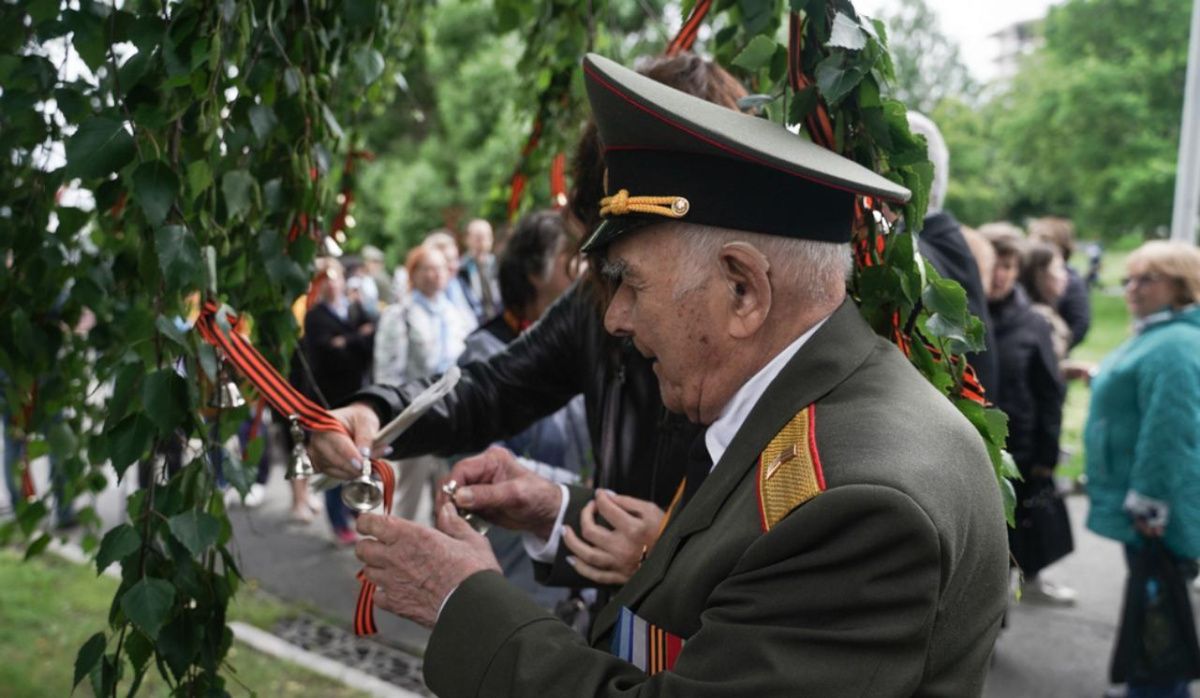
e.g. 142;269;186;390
756;406;826;532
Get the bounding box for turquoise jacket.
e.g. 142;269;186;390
1084;305;1200;558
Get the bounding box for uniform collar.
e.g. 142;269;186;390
703;314;831;469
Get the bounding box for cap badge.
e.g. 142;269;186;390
599;189;690;220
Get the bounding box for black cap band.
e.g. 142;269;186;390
588;149;855;251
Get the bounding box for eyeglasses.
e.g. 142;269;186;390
1121;273;1167;288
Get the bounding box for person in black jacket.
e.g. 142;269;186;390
308;53;747;589
1029;216;1091;349
984;229;1075;604
302;261;375;544
905;113;998;395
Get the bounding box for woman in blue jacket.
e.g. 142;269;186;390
1082;240;1200;698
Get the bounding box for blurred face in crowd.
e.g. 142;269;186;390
321;269;345;303
1123;261;1177;319
413;249;450;298
466;220;494;258
1037;251;1069;304
989;252;1019;301
429;238;461;275
602;226;729;423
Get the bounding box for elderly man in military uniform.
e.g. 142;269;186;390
309;54;1009;696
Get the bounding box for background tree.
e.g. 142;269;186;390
351;0;673;258
930;97;1009;226
872;0;977;115
0;0;402;693
990;0;1191;238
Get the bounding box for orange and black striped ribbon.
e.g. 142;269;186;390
16;386;37;501
788;12;834;150
194;300;395;635
853;236;987;405
549;153;568;208
666;0;712;56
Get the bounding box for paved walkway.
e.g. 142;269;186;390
8;451;1200;697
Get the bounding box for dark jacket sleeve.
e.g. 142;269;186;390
1028;315;1066;470
1057;269;1091;349
351;284;594;458
531;485;614;588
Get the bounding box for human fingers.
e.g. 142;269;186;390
308;430;364;480
436;502;483;543
356;513;403;542
592;490;639;531
562;524;616;570
578;500;619;548
334;403;381;455
355;539;390;567
566;553;630;586
440;447;515;503
454;468;545;512
607;493;665;520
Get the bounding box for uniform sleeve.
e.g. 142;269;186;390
424;485;942;697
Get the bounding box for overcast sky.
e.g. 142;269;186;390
854;0;1062;81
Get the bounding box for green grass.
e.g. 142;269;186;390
1057;247;1133;481
0;549;370;698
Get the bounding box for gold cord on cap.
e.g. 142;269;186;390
600;189;690;219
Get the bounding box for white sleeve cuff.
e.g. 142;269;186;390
521;484;570;563
435;584;459;622
1124;490;1170;528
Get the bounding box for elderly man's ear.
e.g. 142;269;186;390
718;242;772;339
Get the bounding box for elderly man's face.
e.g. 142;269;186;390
466;222;493;257
602;227;728;423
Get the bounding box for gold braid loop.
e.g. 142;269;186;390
600;189;690;219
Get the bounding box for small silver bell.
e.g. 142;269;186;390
210;367;246;409
441;479;489;534
285;416;315;481
341;475;384;512
341;454;384;512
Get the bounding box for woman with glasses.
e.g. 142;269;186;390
1081;240;1200;698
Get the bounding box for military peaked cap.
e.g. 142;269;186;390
581;53;911;253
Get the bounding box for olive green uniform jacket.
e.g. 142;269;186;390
424;301;1009;697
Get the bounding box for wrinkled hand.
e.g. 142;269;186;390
356;505;500;628
563;490;664;585
307;402;380;480
438;446;562;540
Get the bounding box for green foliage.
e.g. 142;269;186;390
929;97;1008;226
1;0;398;693
353;0;671;256
870;0;978;115
990;0;1190;239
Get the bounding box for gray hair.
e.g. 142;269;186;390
906;111;948;214
670;223;851;305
